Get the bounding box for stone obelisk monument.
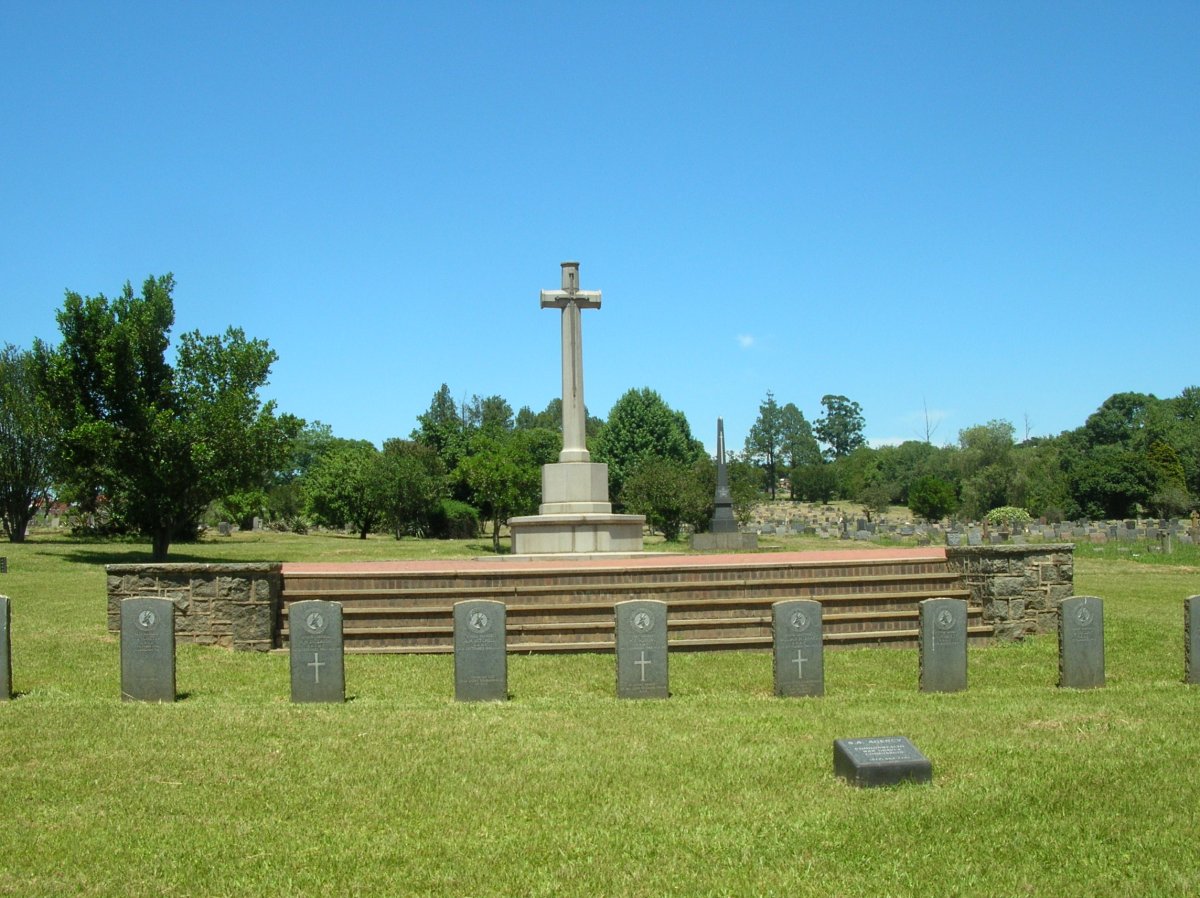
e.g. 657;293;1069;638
690;417;757;552
509;262;645;556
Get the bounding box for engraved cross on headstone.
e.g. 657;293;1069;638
793;649;807;678
540;261;602;464
307;652;324;684
635;651;652;681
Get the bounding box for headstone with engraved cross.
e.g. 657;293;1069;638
615;599;668;699
120;597;176;702
289;599;345;703
1185;596;1200;686
772;599;824;697
919;598;968;692
0;595;11;700
454;599;507;701
1058;596;1104;689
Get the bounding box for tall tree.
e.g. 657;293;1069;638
302;440;385;539
377;439;447;538
778;402;821;499
594;388;703;505
36;275;289;559
412;384;467;473
459;428;558;551
0;345;57;541
814;394;866;460
744;390;784;499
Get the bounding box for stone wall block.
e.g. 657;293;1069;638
191;578;217;598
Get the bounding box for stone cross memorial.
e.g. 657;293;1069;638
509;262;644;555
289;599;345;703
0;595;11;700
1186;596;1200;685
454;599;507;701
1058;595;1104;689
120;597;176;702
833;736;933;788
615;599;668;699
772;599;824;697
919;598;968;693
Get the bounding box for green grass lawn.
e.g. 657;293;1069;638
1;532;1198;897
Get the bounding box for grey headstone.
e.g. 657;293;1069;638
218;521;232;536
833;737;932;788
615;599;668;699
0;557;6;574
1058;596;1104;689
0;596;10;700
120;597;176;702
772;599;823;697
454;599;507;701
289;600;345;703
967;530;982;547
945;532;963;547
919;598;968;692
1186;596;1200;685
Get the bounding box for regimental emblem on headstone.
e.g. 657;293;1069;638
919;598;967;693
454;600;507;702
120;597;176;703
1058;596;1104;689
615;600;668;699
289;600;345;704
773;599;823;698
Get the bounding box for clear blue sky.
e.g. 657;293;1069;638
4;2;1197;453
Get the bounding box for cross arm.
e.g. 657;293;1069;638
540;289;602;310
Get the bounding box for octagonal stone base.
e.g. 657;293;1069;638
509;513;645;555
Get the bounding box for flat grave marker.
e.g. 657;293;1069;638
1058;596;1104;689
289;599;345;703
1186;596;1200;685
919;597;968;693
615;599;668;699
454;599;507;701
120;597;176;702
0;596;10;700
772;599;823;697
834;736;932;788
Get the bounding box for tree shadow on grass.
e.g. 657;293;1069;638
60;547;243;566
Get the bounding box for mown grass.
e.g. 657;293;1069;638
0;532;1198;897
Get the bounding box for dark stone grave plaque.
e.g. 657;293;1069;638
772;599;823;697
454;599;507;701
1058;596;1104;689
1186;596;1200;685
834;736;932;788
0;596;10;700
919;598;968;693
289;599;345;703
0;557;7;573
615;599;668;699
120;597;176;702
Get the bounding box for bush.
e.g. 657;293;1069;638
984;506;1033;528
907;476;957;521
429;499;479;539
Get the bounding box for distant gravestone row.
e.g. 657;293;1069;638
1;595;1196;703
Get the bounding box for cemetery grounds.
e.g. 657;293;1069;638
0;531;1197;897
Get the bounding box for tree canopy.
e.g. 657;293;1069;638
0;344;56;542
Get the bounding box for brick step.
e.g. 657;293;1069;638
281;571;963;602
273;625;994;655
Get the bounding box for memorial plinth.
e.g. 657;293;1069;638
509;262;644;557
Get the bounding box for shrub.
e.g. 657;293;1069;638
907;476;957;521
429;499;479;539
984;506;1033;528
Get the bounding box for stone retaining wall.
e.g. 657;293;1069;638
946;544;1074;640
106;563;282;652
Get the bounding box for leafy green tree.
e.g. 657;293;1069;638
779;402;821;499
744;390;784;499
814;394;866;460
907;475;958;521
464;394;514;435
620;456;711;542
459;428;557;552
1065;442;1155;519
515;397;603;440
412;384;468;474
302;440;385;539
378;439;447;537
35;274;289;559
955;420;1018;520
0;345;57;542
594;388;703;505
792;462;837;503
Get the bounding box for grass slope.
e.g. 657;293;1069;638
0;533;1197;897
